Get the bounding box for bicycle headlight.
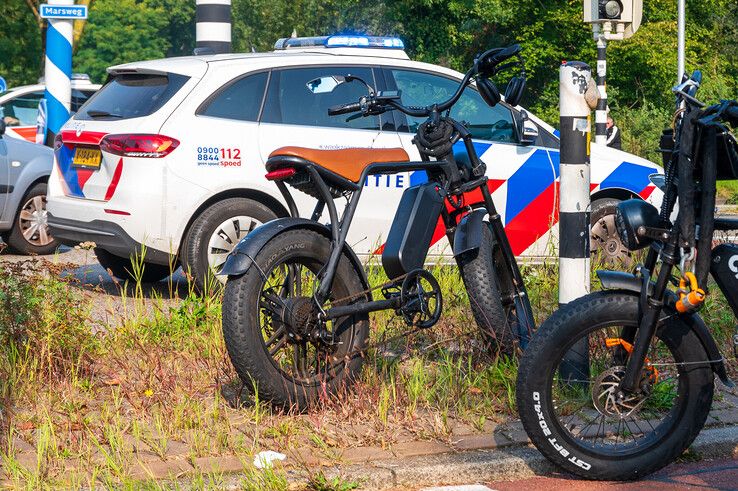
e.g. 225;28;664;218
615;199;661;251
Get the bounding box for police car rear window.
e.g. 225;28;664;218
76;73;189;121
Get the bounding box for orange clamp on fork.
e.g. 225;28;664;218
676;271;706;314
605;338;659;381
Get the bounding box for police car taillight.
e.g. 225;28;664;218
100;134;179;158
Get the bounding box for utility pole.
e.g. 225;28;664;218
584;1;643;145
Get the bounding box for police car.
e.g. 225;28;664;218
0;74;101;143
47;35;662;289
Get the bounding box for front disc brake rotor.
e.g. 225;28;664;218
592;366;651;417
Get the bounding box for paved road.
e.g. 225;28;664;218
493;457;738;491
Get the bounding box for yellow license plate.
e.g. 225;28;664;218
72;147;102;169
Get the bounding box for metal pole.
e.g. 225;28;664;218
196;0;232;54
677;0;685;83
43;0;74;146
595;34;608;145
559;61;594;382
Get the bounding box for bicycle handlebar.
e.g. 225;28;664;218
328;44;522;120
328;102;362;116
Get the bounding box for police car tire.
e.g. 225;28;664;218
180;198;278;292
456;223;513;356
516;292;713;480
222;229;369;410
7;183;58;256
94;248;172;283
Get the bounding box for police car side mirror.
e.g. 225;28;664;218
516;110;538;145
0;119;5;137
306;76;347;94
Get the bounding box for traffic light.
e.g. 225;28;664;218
584;0;642;39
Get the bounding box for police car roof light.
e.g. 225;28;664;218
274;35;404;50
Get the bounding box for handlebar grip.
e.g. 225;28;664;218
328;102;362;116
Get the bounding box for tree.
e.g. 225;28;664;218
73;0;171;83
0;0;43;87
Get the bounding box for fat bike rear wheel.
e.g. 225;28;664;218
222;229;369;410
517;292;714;480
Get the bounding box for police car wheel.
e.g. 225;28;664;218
7;183;59;256
590;198;633;268
180;198;278;292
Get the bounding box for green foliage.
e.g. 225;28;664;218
73;0;172;82
0;263;97;388
0;0;43;87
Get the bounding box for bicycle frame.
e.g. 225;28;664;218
270;130;530;325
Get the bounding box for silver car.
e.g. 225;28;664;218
0;120;57;254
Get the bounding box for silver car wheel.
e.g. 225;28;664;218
207;215;262;280
590;212;632;267
18;195;53;247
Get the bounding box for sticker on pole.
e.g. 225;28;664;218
40;4;88;19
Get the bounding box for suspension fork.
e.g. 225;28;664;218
619;240;679;393
479;184;530;300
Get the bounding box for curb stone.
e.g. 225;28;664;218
318;424;738;489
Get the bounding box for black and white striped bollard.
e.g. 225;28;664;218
559;61;598;381
196;0;231;54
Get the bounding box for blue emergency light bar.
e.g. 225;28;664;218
274;35;405;50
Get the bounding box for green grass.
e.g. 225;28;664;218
718;180;738;204
0;251;735;488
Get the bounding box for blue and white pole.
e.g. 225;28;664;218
43;0;74;145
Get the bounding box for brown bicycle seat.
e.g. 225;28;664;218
267;146;410;183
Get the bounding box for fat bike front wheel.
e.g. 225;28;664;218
517;292;714;480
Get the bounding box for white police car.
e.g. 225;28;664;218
0;74;101;143
47;35;662;289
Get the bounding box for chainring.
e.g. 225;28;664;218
399;269;443;328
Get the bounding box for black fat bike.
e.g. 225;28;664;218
517;70;738;480
220;45;535;408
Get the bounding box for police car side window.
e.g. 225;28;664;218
199;72;268;122
389;69;516;143
0;91;43;126
261;66;379;131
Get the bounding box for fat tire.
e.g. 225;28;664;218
517;291;714;480
7;182;58;255
457;223;513;355
180;198;278;292
94;248;172;283
222;229;369;410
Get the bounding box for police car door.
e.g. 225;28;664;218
0;125;9;222
257;65;404;256
385;67;558;261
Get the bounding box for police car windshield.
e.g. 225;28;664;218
76;73;189;121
